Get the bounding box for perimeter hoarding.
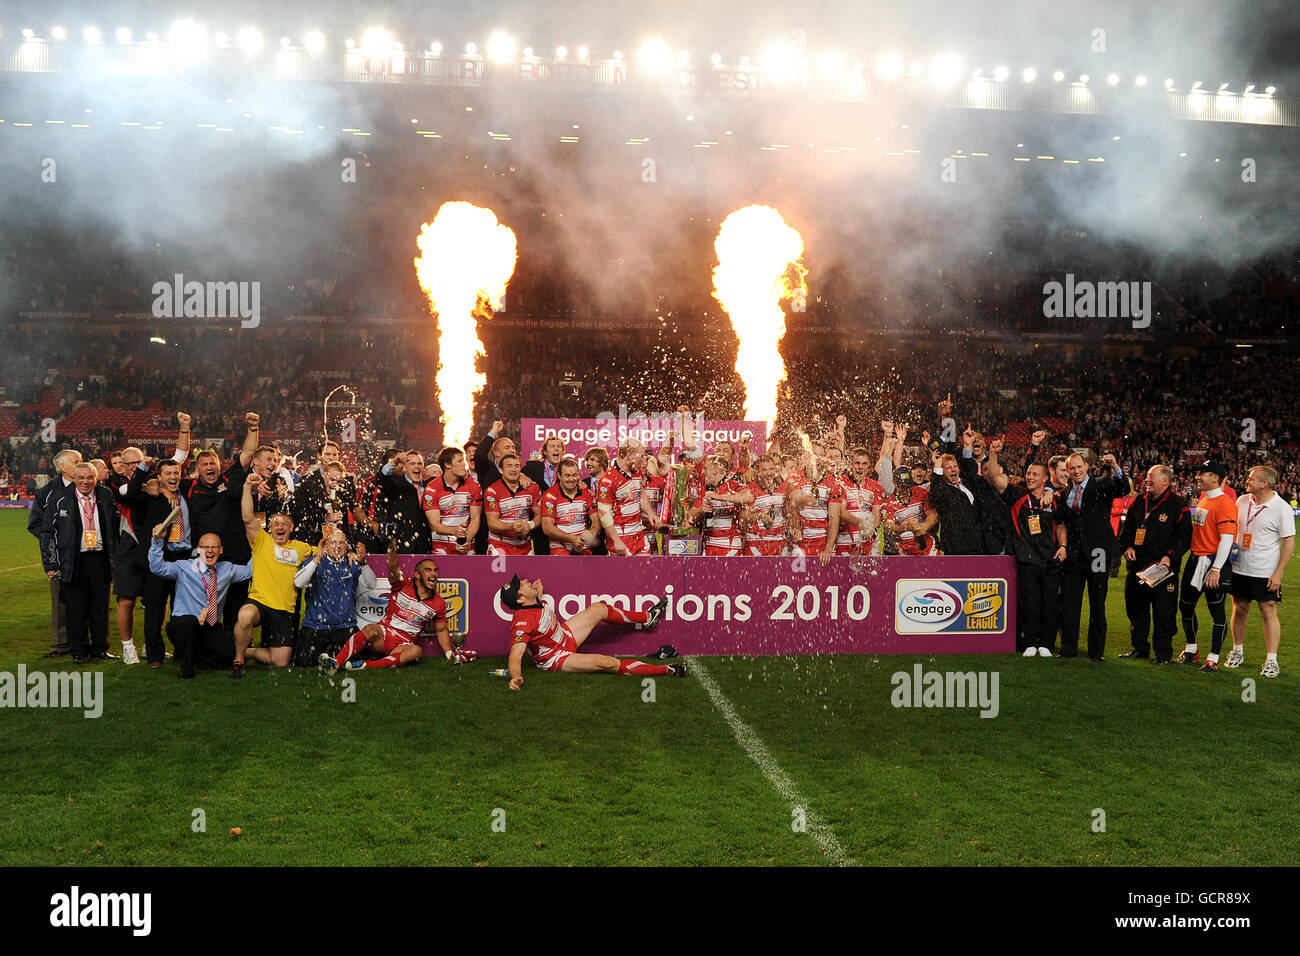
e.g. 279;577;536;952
368;555;1016;657
520;413;767;468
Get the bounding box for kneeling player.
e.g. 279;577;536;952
320;550;474;673
500;575;681;690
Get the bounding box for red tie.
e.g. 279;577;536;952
80;493;97;535
202;568;219;625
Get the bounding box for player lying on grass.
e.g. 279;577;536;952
499;574;682;691
319;544;476;673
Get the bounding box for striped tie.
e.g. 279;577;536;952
202;568;218;625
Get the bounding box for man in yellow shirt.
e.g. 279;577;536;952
231;473;315;678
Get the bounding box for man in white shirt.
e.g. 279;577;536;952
1226;465;1295;677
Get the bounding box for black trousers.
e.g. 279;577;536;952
1124;568;1180;660
62;551;111;658
222;578;250;630
166;616;237;677
142;572;177;664
1179;557;1231;655
1061;565;1110;659
1016;562;1060;651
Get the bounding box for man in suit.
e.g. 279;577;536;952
39;462;121;664
28;448;82;658
522;434;565;553
927;449;988;555
375;449;433;553
1060;451;1130;661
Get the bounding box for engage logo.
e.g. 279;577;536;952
895;579;1008;634
895;581;963;632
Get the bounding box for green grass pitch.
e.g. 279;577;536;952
1;510;1296;865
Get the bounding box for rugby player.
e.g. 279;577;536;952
423;446;482;555
835;446;885;556
741;454;789;556
784;448;842;566
596;439;651;556
539;458;599;554
880;469;939;556
686;455;753;556
320;545;474;672
500;575;678;690
484;452;542;556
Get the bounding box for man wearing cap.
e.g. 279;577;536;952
1224;465;1294;677
500;575;678;691
1176;460;1238;672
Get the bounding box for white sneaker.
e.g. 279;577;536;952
121;642;140;665
1037;647;1054;657
1022;647;1038;657
1224;647;1244;669
1260;660;1280;678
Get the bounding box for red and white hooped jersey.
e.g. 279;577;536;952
694;478;746;553
596;462;646;541
540;484;596;552
485;479;541;550
880;487;938;555
511;602;574;669
837;476;885;553
380;579;447;640
643;473;667;518
422;476;482;545
745;479;788;553
786;470;843;545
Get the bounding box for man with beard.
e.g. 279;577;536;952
423;446;482;556
741;454;790;556
540;458;599;554
983;442;1067;657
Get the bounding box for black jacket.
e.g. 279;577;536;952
39;483;121;586
376;466;432;553
1060;470;1130;567
28;475;74;540
1118;489;1191;572
522;459;558;554
929;472;987;555
957;453;1014;555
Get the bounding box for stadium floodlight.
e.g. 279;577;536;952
488;29;515;63
83;26;102;44
237;28;263;53
1078;73;1090;84
429;41;441;56
279;36;291;48
363;28;393;57
739;55;751;68
523;46;534;58
1022;67;1037;82
1135;75;1147;87
577;46;588;60
51;26;67;40
1191;80;1202;90
1052;69;1064;82
819;50;844;75
554;45;566;59
876;53;902;79
345;38;355;49
116;27;132;44
1106;73;1119;86
465;41;477;55
908;60;924;77
1244;83;1255;93
168;19;208;54
710;52;721;65
1218;82;1229;92
678;50;689;65
1163;77;1174;89
305;31;326;53
638;39;672;74
1265;85;1276;95
929;52;962;86
21;28;34;39
993;65;1008;81
612;49;624;61
762;41;797;75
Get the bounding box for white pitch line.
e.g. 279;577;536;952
0;564;42;573
690;658;856;867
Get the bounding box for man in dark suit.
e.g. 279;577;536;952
375;449;433;553
522;434;566;553
39;462;121;663
28;448;82;658
927;449;988;555
1060;451;1130;660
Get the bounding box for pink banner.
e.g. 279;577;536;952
520;413;767;468
368;555;1016;658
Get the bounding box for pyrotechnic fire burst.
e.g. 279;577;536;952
711;205;807;430
413;201;518;446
